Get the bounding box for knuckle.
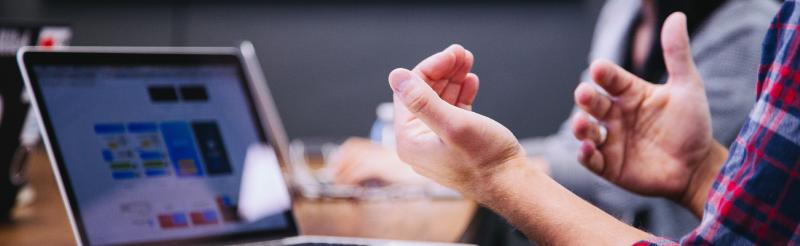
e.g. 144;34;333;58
444;120;471;139
404;88;430;114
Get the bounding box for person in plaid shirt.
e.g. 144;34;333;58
380;1;799;245
631;1;800;244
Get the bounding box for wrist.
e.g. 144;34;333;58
680;141;727;218
469;155;541;206
528;155;551;175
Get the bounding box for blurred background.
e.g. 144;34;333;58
0;0;603;140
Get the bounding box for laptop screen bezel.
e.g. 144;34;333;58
19;47;299;246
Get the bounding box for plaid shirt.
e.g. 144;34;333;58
635;2;800;245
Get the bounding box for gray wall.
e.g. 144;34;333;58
1;0;602;140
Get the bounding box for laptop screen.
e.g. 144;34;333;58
25;52;295;245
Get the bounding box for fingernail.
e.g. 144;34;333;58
389;68;413;93
394;78;411;93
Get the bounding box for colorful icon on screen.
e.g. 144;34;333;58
160;121;205;177
189;210;220;226
157;212;189;229
96;120;235;180
128;122;172;177
95;123;140;180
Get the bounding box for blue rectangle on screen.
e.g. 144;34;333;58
127;122;158;133
102;149;114;161
160;121;205;176
172;213;188;224
203;210;218;221
94;123;125;134
144;169;168;177
112;171;138;180
138;151;163;160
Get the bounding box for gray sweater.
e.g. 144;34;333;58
520;0;778;239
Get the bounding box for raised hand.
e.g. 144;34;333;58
330;45;481;187
572;13;726;215
388;45;526;196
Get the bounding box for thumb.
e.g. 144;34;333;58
661;12;700;84
389;68;464;137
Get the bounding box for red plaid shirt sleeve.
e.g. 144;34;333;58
638;1;800;245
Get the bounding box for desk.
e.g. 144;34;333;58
0;149;476;245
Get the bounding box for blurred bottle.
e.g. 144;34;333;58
369;102;395;149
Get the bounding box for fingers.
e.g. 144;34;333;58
660;12;700;83
389;67;451;119
335;162;373;185
572;112;605;146
389;68;468;140
414;44;472;81
333;162;360;184
574;82;612;120
330;142;363;183
577;140;605;176
439;71;477;105
414;44;474;96
414;46;458;82
457;73;479;110
330;138;381;185
440;79;463;104
589;59;649;99
572;112;607;176
450;48;474;83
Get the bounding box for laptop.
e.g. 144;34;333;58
17;44;472;246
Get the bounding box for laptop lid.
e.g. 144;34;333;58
18;46;298;245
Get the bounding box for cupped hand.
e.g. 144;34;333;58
572;13;724;212
331;45;480;187
389;45;526;196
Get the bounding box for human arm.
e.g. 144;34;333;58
388;13;732;245
330;137;430;186
473;157;654;245
388;66;653;245
386;43;654;243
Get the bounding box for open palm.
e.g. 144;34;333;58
572;13;719;203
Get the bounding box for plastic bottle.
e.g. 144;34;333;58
369;102;395;149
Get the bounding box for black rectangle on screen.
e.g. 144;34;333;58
148;86;178;102
179;85;208;101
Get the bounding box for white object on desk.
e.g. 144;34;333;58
238;143;292;222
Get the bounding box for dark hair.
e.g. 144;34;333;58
624;0;727;83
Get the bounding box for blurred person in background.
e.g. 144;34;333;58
330;0;778;244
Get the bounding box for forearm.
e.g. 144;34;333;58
473;157;652;245
520;123;602;200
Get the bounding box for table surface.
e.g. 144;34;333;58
0;149;476;245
